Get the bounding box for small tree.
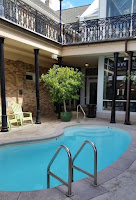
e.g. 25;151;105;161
40;65;84;112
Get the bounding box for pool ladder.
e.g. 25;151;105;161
77;104;86;123
47;140;97;197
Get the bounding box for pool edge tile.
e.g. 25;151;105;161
0;191;20;200
57;179;108;200
18;188;66;200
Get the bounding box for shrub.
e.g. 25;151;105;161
40;65;84;112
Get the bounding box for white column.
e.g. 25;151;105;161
97;56;105;112
99;0;107;18
80;68;86;107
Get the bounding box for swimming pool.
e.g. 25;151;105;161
0;126;131;191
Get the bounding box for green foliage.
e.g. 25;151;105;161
123;71;136;85
130;71;136;85
40;65;84;105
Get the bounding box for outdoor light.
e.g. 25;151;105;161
125;52;129;57
124;51;129;61
51;54;58;60
85;63;89;67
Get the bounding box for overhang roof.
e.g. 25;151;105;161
56;4;91;23
28;0;60;21
80;0;99;20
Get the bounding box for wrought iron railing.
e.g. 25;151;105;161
2;0;59;42
63;14;136;44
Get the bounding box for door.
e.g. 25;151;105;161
86;79;97;105
89;82;97;104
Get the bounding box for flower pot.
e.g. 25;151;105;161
60;112;72;122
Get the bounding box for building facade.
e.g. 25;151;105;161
0;0;136;130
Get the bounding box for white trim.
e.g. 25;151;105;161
103;100;136;103
99;0;107;18
80;0;99;20
80;68;86;107
97;56;105;112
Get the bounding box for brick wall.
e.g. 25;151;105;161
4;59;54;116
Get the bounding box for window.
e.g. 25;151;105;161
107;0;136;17
103;57;136;112
134;0;136;13
26;72;35;82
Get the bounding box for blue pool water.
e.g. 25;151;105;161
0;126;131;191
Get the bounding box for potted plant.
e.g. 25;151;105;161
40;65;84;122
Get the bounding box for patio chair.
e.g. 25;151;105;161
7;114;19;130
11;103;33;126
0;108;19;130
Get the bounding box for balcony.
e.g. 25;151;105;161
1;0;59;42
63;14;136;45
0;0;136;45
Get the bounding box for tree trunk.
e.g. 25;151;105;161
63;100;67;112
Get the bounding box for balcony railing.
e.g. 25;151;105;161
2;0;59;42
63;14;136;44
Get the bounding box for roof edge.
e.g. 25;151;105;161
60;4;91;11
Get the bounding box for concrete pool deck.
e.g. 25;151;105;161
0;116;136;200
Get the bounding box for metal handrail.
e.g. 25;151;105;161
47;145;73;197
72;140;97;186
77;104;86;123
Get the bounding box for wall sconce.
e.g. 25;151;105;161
125;52;129;57
51;54;58;60
85;63;89;67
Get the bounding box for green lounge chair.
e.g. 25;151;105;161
0;108;19;130
7;114;19;130
11;103;33;126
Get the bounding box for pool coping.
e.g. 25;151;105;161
0;122;136;200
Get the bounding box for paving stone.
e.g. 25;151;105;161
18;188;66;200
87;166;122;185
120;147;136;161
0;191;20;200
108;157;133;171
92;160;136;200
57;179;108;200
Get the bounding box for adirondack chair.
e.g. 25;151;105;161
7;114;19;130
0;108;19;130
11;103;33;126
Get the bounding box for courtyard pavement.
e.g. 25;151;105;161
0;114;136;200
